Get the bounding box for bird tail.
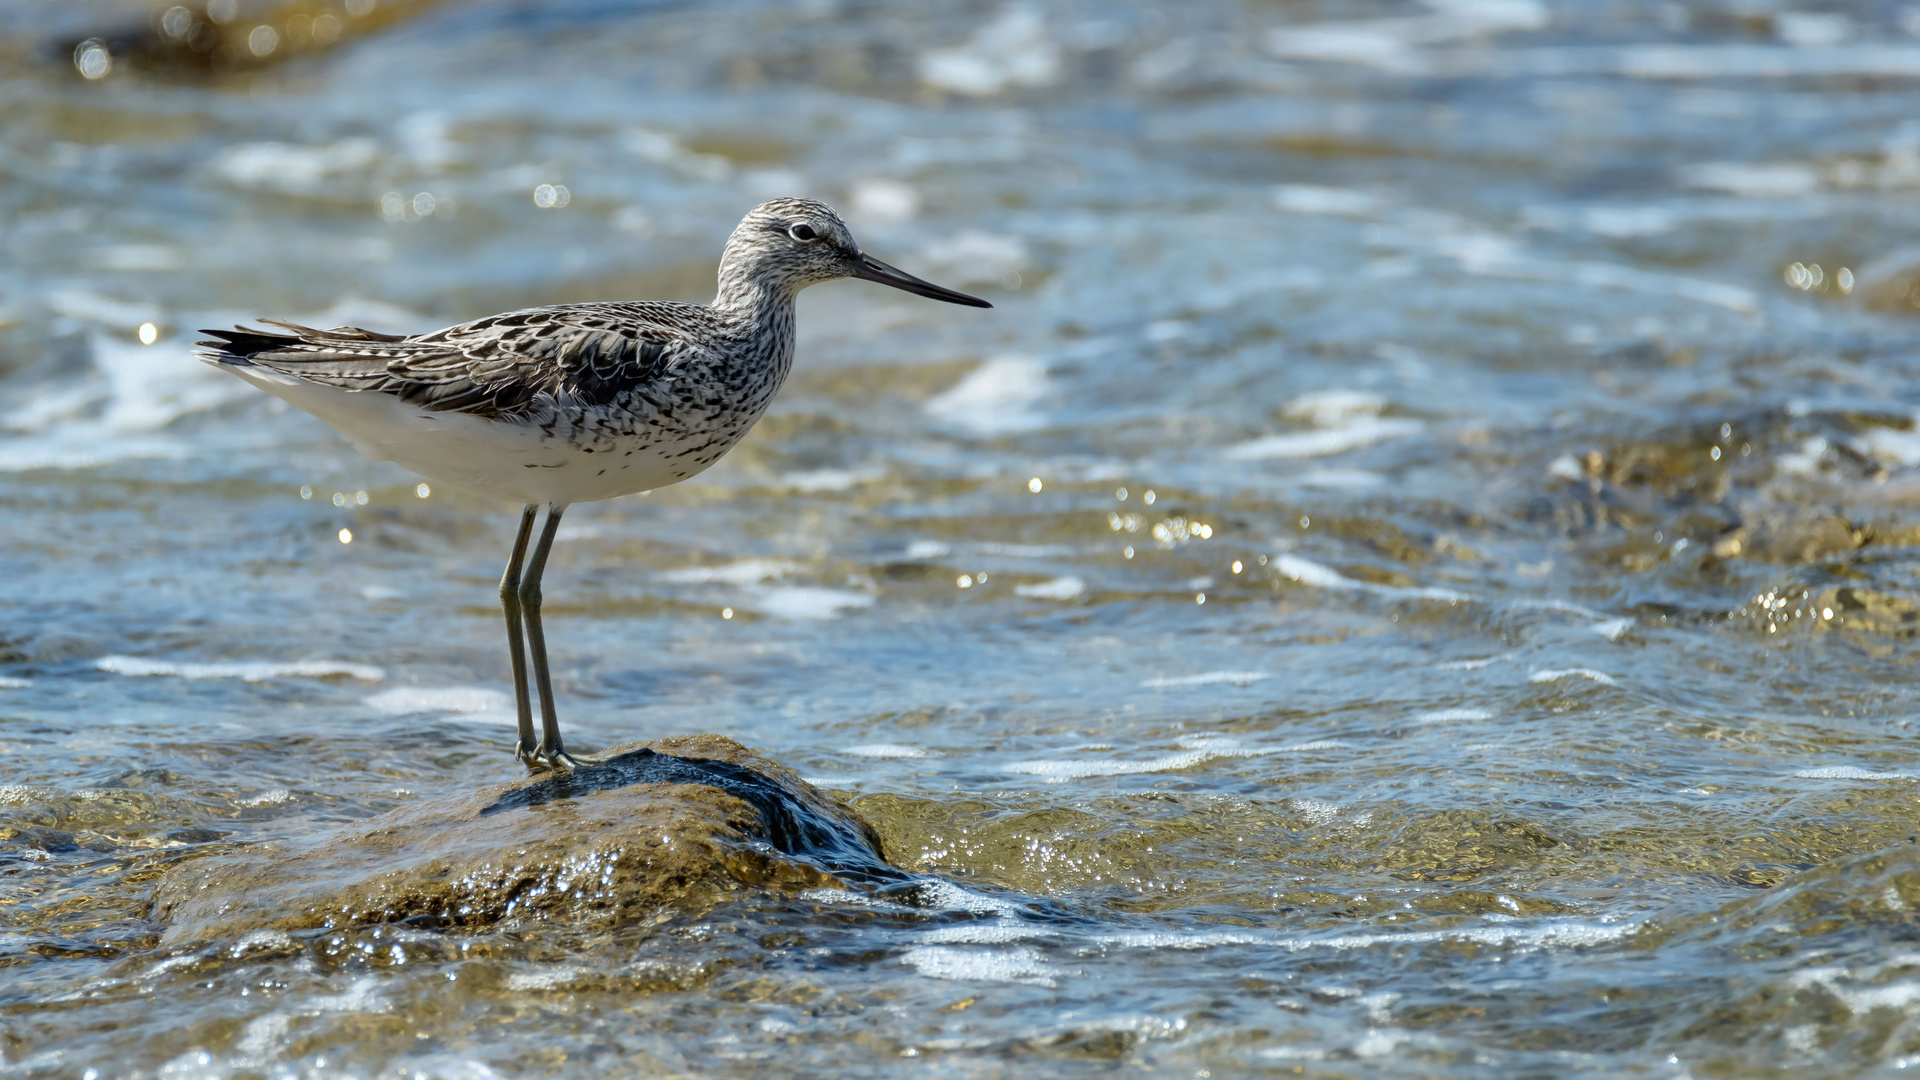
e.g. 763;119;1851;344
194;320;408;367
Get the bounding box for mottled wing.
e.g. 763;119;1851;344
197;306;683;419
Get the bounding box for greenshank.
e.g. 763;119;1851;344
198;197;991;769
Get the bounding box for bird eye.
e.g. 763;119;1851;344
788;223;817;242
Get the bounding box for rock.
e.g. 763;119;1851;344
1734;514;1865;564
1855;245;1920;316
149;735;896;947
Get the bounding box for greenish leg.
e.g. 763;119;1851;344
519;503;579;770
500;504;540;764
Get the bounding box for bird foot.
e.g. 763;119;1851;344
516;742;581;772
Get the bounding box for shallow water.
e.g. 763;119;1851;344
8;0;1920;1075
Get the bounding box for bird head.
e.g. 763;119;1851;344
717;197;992;309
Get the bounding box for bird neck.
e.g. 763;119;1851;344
712;265;800;323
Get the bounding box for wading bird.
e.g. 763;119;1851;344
199;197;990;769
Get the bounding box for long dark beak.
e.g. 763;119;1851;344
851;252;993;308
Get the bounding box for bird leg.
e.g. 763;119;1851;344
500;504;540;764
519;503;578;770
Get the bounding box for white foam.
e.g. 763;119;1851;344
95;244;184;271
924;355;1049;434
1583;206;1678;238
660;558;798;585
505;966;591;991
1591;618;1634;641
1680;161;1822;198
1264;0;1547;70
979;542;1077;557
751;587;874;621
1784;954;1920;1020
905;540;952;560
1413;707;1493;723
1528;668;1618;686
904;879;1027;916
236;789;294;807
918;920;1055;945
916;232;1028;288
1015;576;1086;600
798;887;921;914
1272;185;1381;217
364;687;509;717
213;138;380;194
1097;918;1634;955
98;656;384;682
1008;739;1340;782
848;177;920;225
1547;454;1584;480
1457;254;1758;314
1274;555;1467;603
1292;798;1344;825
46;290;163;330
1283;389;1387;426
846;744;929;759
305;975;389;1014
1777;12;1852;47
0;676;30;689
230;1011;290;1065
360;585;403;600
1141;671;1271;688
552;522;608;542
2;331;254;473
1226;417;1424;460
900;944;1052;984
1295;468;1386;490
1795;766;1913;781
781;467;885;493
918;7;1061;96
1857;427;1920;468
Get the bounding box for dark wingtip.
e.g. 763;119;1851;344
193;322;299;361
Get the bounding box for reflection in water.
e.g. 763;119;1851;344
8;0;1920;1075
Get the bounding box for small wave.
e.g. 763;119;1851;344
98;656;384;682
1436;653;1512;670
1528;668;1618;686
1795;766;1914;781
900;944;1053;984
1275;555;1466;603
752;587;875;621
924;355;1049;434
1097;918;1636;955
1141;671;1270;688
1009;739;1341;781
1015;576;1086;600
660;558;797;585
1226;417;1425;461
364;687;509;717
846;744;929;759
1412;707;1493;723
781;467;884;493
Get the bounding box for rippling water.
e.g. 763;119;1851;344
10;0;1920;1075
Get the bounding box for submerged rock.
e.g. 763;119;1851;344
150;735;895;946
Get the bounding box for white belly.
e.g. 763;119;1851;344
232;366;716;506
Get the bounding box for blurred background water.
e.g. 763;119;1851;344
9;0;1920;1075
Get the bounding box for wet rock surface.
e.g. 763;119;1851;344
150;735;897;946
